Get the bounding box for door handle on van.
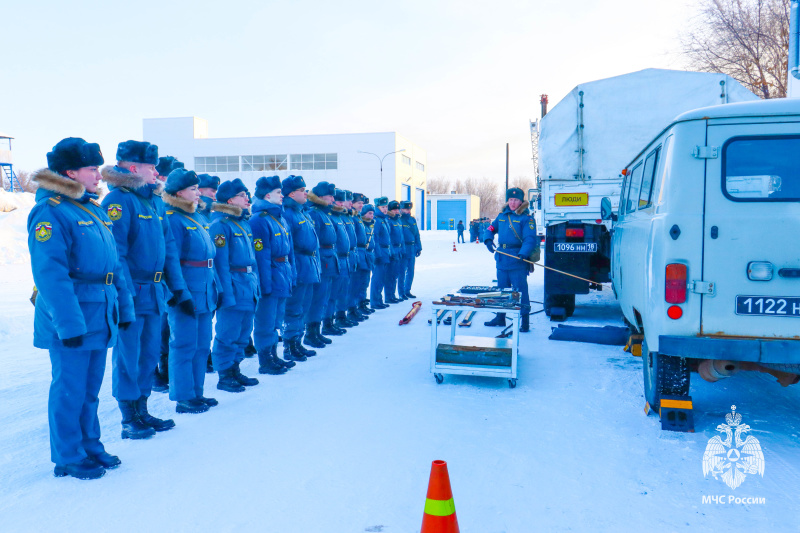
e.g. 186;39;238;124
779;268;800;278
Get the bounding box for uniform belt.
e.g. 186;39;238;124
393;244;402;247
231;266;254;273
357;244;367;248
297;250;317;257
405;241;415;245
320;244;335;249
337;253;349;258
71;273;114;285
274;256;288;263
181;259;214;268
129;269;163;283
381;245;390;249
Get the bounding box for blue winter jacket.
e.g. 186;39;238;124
329;206;350;274
209;203;260;311
163;194;219;313
251;199;295;298
358;217;375;271
342;210;358;273
198;195;214;219
372;210;392;265
388;213;405;261
307;192;339;278
283;197;321;285
400;212;422;257
101;166;186;315
483;201;539;272
28;169;135;350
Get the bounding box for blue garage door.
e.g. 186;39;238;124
416;188;425;229
401;184;411;202
426;200;431;230
437;200;465;230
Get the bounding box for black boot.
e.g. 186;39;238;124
371;301;389;310
520;312;530;333
87;451;121;469
335;310;357;328
359;300;375;314
54;458;106;480
135;396;176;431
232;360;260;386
406;293;417;299
118;400;156;440
284;339;307;362
217;366;246;393
322;317;345;336
176;398;210;414
206;351;214;373
303;324;326;348
152;353;169;392
258;346;288;374
272;343;294;369
385;296;401;304
313;322;332;344
348;306;368;322
244;337;257;358
484;313;507;327
295;336;317;357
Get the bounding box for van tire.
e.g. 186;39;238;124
544;294;575;317
642;335;690;412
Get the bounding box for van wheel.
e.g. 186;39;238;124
563;295;575;317
642;335;690;412
544;294;575;317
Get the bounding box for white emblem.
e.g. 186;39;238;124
702;405;765;489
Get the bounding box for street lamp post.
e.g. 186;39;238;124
357;148;406;197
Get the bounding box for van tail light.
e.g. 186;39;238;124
566;228;584;238
665;263;687;304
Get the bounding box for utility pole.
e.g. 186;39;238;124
505;143;509;192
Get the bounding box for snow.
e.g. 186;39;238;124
539;69;760;181
1;211;800;532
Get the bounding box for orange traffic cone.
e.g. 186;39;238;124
452;242;457;252
421;460;459;533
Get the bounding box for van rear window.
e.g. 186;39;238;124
723;136;800;201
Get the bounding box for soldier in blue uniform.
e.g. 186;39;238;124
281;175;323;355
399;201;422;299
102;141;186;439
326;188;355;331
370;197;392;310
385;200;405;303
355;202;376;315
29;138;135;480
209;179;261;392
483;187;539;332
251;176;296;373
163;169;220;413
348;193;373;319
196;174;220;220
337;190;364;325
307;182;341;340
152;156;184;394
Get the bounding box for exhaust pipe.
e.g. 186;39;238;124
699;360;740;382
698;360;800;387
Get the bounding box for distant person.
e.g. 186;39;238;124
469;220;477;243
456;220;465;243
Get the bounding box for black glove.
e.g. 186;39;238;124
62;335;84;348
178;298;196;318
485;240;496;253
217;294;225;309
119;321;132;331
416;251;421;257
166;289;185;307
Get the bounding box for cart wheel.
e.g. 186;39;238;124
434;373;444;384
508;379;517;388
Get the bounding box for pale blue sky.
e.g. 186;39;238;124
3;0;692;183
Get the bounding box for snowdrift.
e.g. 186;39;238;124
0;190;35;265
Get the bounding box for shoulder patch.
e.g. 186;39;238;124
34;222;53;242
107;204;123;221
214;234;226;248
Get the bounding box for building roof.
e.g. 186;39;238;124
0;132;13;140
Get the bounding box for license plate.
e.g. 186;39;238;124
736;296;800;317
553;242;597;253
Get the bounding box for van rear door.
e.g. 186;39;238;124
702;122;800;339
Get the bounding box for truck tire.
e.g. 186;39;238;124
642;335;690;412
544;294;574;318
563;294;575;317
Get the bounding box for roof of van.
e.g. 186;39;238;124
674;98;800;122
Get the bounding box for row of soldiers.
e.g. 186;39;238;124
27;137;421;480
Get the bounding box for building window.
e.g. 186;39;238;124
402;154;411;166
195;156;239;173
241;155;288;172
289;153;337;170
416;161;425;172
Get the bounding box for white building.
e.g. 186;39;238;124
143;117;428;224
426;193;480;231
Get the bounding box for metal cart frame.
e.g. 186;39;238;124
430;303;521;388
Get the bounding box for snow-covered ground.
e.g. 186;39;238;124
1;217;799;532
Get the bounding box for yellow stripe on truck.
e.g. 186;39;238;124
554;193;588;206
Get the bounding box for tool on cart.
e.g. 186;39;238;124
458;311;476;327
428;309;451;325
458;285;498;294
433;290;520;309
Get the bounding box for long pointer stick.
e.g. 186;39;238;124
494;249;609;285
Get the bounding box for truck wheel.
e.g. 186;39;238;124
544;294;554;317
642;335;690;412
563;295;576;317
